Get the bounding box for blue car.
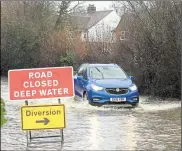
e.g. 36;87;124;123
74;63;139;107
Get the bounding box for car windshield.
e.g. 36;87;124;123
89;66;128;79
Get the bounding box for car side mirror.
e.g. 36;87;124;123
77;75;83;81
74;71;77;75
128;76;134;81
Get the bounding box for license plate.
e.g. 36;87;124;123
110;98;126;102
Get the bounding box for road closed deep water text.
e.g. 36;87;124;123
9;67;74;100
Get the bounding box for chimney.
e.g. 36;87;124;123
87;4;96;14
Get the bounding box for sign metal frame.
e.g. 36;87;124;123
24;99;64;148
8;67;74;148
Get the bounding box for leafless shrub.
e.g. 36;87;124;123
112;1;181;98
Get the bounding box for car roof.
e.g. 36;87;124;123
83;63;119;67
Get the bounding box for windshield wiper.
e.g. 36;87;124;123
95;67;104;79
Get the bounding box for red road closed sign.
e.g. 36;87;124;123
8;67;74;100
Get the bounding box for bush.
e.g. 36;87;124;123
60;54;75;68
1;98;7;126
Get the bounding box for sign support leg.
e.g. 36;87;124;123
25;100;30;147
29;131;32;142
26;131;29;147
58;99;64;145
61;128;64;144
23;99;65;148
25;100;32;142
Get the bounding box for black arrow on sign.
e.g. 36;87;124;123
36;118;50;125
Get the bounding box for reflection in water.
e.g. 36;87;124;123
135;108;181;150
88;116;101;150
88;112;139;150
122;115;138;150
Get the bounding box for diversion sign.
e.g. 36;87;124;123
21;104;65;130
8;67;74;100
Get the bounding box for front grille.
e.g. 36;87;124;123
106;88;128;94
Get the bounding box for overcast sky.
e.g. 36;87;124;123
71;1;114;11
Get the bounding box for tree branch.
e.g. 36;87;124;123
68;1;85;13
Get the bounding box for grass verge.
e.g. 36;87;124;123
1;98;7;126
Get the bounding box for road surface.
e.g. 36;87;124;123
1;77;181;150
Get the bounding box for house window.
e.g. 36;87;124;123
111;32;116;42
120;31;129;40
83;32;87;39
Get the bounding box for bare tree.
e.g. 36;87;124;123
111;1;181;98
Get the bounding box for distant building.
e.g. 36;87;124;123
68;4;121;43
112;12;134;43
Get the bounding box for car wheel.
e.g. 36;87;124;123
132;103;138;107
83;92;102;107
83;91;89;101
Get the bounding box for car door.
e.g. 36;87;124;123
76;66;88;97
82;67;89;94
74;64;87;98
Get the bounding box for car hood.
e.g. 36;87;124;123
92;78;133;88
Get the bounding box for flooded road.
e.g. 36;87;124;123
1;77;181;150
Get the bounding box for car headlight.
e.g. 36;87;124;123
129;85;137;91
91;84;104;91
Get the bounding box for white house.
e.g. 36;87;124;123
69;4;121;42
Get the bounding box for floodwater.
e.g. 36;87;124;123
1;77;181;150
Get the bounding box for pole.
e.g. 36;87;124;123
58;98;61;104
25;100;29;147
58;98;64;146
26;131;29;147
25;100;32;141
